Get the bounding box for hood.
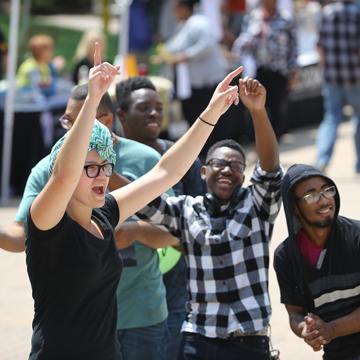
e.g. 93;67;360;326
280;164;341;313
282;164;340;241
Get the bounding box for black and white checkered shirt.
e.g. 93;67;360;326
232;9;298;77
137;165;283;338
318;1;360;85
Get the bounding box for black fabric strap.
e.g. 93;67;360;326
198;116;215;127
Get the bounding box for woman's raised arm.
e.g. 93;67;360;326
30;44;120;230
111;67;244;223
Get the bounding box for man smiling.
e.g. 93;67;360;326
121;77;283;359
274;164;360;359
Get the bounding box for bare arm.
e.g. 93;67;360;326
111;67;243;223
239;77;279;172
30;44;120;230
115;221;179;249
286;304;307;337
303;308;360;348
287;306;360;352
285;304;322;352
329;307;360;338
0;222;25;252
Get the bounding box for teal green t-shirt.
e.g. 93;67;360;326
15;155;51;223
113;138;169;329
16;137;169;329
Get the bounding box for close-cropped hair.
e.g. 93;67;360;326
71;83;114;116
206;139;246;163
115;76;156;112
70;83;88;101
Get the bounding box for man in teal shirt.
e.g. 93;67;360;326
13;83;171;360
112;136;169;347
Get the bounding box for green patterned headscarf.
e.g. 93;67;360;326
49;119;116;175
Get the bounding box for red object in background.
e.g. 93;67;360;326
227;0;246;13
138;63;148;76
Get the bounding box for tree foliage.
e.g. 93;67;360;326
32;0;91;14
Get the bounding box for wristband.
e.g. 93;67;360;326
198;116;215;127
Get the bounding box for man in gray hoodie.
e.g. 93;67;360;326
274;164;360;359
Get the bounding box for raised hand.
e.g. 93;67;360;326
239;76;266;112
205;66;243;120
88;42;120;102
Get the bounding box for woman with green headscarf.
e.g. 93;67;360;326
25;42;243;360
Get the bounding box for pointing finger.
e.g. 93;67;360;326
93;42;101;67
221;66;243;88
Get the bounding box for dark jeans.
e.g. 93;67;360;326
117;320;168;360
163;257;187;360
177;332;271;360
166;311;186;360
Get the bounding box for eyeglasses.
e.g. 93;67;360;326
296;186;336;204
205;158;246;173
83;163;114;178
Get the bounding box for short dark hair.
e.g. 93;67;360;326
206;139;246;163
70;83;88;101
115;76;156;112
70;83;113;115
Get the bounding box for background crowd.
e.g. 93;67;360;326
1;0;360;359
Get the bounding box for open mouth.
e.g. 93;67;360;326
146;121;160;128
92;186;105;195
317;206;333;216
216;178;233;187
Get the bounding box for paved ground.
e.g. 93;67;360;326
0;120;359;359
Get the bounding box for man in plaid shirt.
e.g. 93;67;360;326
315;0;360;174
121;77;283;359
